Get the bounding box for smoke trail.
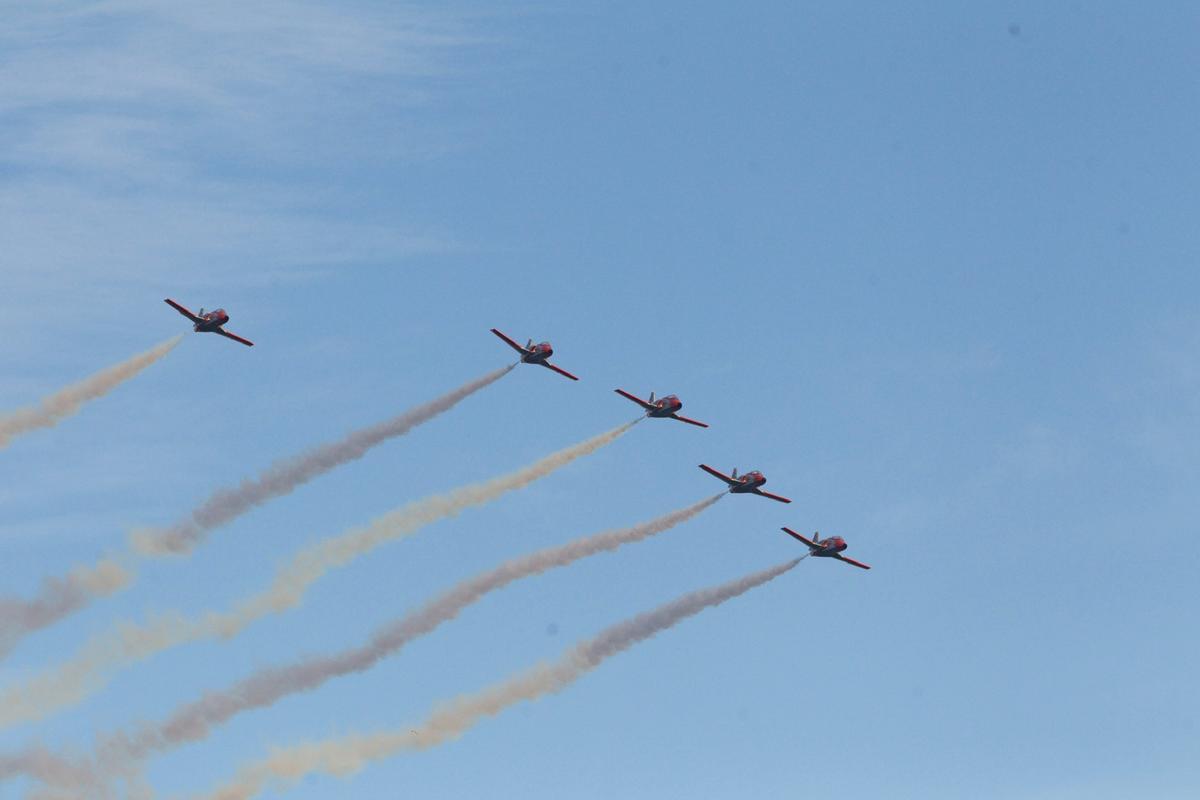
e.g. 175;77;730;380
0;366;512;665
0;560;131;660
0;746;91;793
0;421;638;729
0;336;182;450
133;365;516;556
195;557;801;800
87;494;721;774
0;494;714;792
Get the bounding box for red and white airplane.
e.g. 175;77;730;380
614;389;708;428
490;328;578;381
698;465;791;503
164;299;254;347
781;527;871;570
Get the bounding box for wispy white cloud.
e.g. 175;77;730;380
0;1;467;130
0;0;476;319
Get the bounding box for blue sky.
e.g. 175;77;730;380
1;1;1198;797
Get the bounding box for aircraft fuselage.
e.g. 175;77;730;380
810;537;849;557
521;343;554;364
728;472;767;492
646;396;684;417
194;310;231;333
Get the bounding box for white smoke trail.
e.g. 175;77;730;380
0;560;130;660
0;367;513;663
91;495;722;773
0;336;182;450
194;557;801;800
0;495;717;793
0;421;638;730
133;365;516;556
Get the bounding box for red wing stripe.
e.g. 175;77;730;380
542;362;579;381
755;489;792;504
615;389;654;410
215;328;255;347
781;527;817;548
164;298;200;323
490;328;528;354
834;554;871;570
698;464;736;484
671;414;709;428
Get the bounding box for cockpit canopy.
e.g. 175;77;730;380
660;394;680;405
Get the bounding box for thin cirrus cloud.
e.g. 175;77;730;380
0;1;477;308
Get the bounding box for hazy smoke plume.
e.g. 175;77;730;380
0;336;182;450
0;560;130;660
133;365;515;556
0;746;88;797
0;366;510;666
195;557;801;800
0;421;638;729
91;495;721;773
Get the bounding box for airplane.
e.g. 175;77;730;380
614;389;708;428
164;299;254;347
698;464;791;503
490;328;578;381
781;527;871;570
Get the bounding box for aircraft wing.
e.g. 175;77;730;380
490;328;529;355
541;362;579;381
781;527;818;549
164;298;201;323
670;413;709;428
753;488;792;504
614;389;655;411
833;554;871;570
214;328;255;347
698;464;738;485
